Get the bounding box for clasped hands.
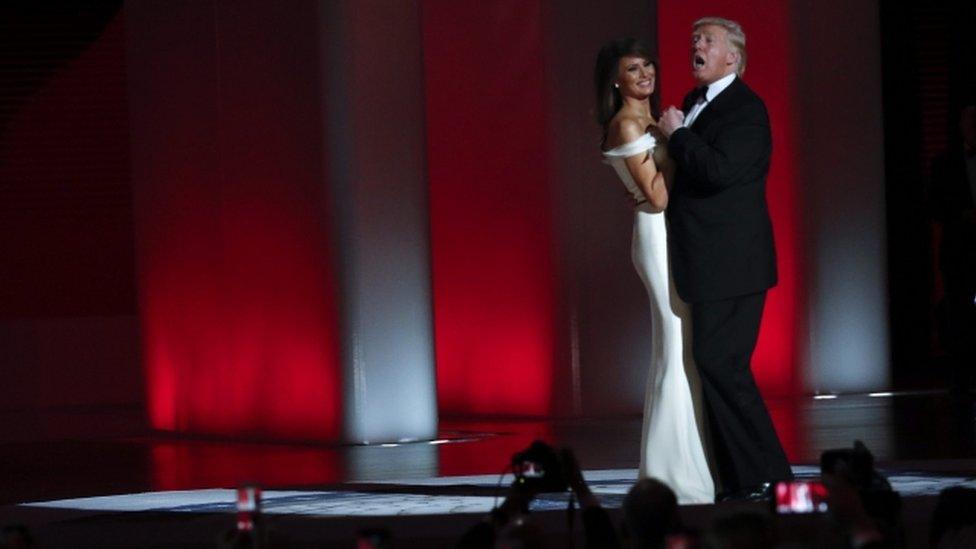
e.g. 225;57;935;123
658;106;685;138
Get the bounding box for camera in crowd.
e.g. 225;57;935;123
510;440;569;493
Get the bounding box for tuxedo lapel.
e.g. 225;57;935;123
689;77;745;132
689;101;718;131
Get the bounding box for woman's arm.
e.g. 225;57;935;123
614;118;668;211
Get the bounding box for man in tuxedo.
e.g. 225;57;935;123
658;16;793;501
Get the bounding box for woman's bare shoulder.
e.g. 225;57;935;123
606;113;650;149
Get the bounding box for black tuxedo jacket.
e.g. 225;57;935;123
666;76;777;303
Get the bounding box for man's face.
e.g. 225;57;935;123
691;25;737;85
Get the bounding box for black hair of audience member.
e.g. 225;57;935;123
0;524;33;549
621;478;682;549
929;486;976;548
702;510;775;549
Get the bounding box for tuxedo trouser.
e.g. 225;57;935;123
691;291;793;493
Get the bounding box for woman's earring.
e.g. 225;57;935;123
614;83;620;88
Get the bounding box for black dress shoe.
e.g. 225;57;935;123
715;482;774;503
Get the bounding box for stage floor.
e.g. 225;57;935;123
1;390;974;547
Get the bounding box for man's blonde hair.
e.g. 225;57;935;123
693;16;746;77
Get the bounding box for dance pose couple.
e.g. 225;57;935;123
597;17;793;504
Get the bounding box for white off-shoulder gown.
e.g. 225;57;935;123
602;131;715;504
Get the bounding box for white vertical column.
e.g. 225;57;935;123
321;0;438;442
792;0;891;392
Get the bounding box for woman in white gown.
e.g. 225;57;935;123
594;38;715;504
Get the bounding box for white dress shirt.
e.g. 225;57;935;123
684;72;737;128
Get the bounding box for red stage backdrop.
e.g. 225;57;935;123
133;1;800;436
422;0;557;416
659;0;802;397
130;3;343;440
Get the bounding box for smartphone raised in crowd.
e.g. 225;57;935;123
773;480;829;514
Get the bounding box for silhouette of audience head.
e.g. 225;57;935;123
621;477;681;548
703;510;775;549
930;486;976;548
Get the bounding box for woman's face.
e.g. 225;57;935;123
615;55;655;100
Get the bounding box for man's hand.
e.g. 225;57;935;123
659;106;685;138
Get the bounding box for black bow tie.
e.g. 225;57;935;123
691;86;708;103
